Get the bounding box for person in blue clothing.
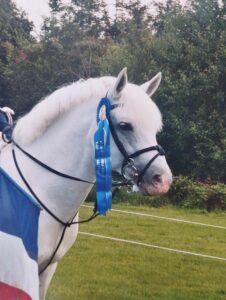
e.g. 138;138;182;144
0;107;14;143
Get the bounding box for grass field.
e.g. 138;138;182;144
47;203;226;300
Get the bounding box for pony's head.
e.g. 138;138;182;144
108;68;172;196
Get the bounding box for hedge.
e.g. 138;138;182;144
86;176;226;211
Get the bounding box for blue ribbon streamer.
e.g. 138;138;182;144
94;97;112;215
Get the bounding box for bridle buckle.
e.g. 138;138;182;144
156;145;165;156
121;158;138;181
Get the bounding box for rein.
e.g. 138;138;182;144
12;145;98;227
12;144;100;275
11;140;130;275
13;141;95;185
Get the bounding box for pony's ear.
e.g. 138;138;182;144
112;67;128;98
141;72;162;97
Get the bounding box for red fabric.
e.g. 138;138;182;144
0;282;32;300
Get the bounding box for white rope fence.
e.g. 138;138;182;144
82;205;226;230
79;231;226;262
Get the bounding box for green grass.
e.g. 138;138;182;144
47;204;226;300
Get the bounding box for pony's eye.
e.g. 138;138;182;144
118;122;133;131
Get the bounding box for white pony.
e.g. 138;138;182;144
0;68;172;299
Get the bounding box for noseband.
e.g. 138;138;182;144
108;103;165;185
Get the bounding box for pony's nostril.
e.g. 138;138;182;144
153;174;162;184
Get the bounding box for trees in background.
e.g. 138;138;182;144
0;0;225;182
101;0;226;182
151;0;226;182
0;0;33;109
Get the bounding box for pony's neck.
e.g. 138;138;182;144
17;93;101;221
6;77;116;221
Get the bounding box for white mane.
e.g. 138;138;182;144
13;77;114;146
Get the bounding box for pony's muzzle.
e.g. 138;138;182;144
142;172;172;195
153;173;172;192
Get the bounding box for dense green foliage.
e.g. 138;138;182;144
167;176;226;211
0;0;225;183
87;176;226;211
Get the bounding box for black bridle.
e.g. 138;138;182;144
10;97;166;275
108;104;165;186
